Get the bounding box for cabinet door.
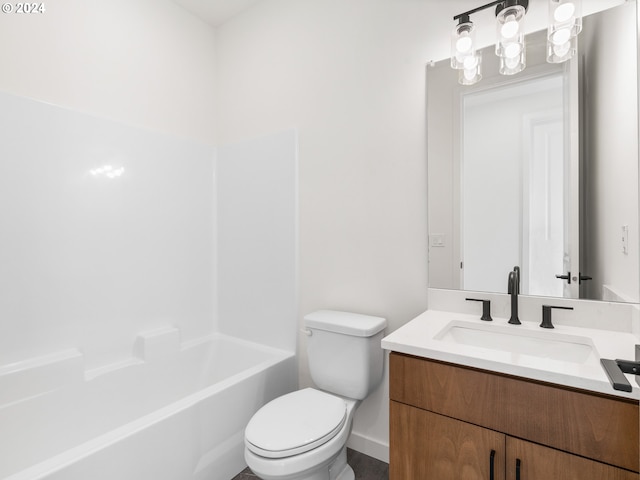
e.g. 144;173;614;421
505;437;639;480
390;401;505;480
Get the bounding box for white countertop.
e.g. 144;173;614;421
382;310;640;400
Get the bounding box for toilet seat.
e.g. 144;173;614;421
245;388;347;459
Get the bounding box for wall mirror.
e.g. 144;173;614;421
428;1;639;303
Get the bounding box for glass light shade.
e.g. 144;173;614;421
496;4;525;57
459;52;482;85
496;4;526;74
451;21;476;70
547;34;576;63
548;0;582;41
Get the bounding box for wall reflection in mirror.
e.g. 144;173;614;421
428;1;639;303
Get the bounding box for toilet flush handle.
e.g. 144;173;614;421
301;328;313;336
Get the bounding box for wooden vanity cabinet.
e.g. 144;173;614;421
389;352;640;480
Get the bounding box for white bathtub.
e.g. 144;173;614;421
0;332;296;480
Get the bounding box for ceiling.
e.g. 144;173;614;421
172;0;625;31
172;0;264;27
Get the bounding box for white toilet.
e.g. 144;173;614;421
244;310;387;480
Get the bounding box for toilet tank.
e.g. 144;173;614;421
304;310;387;400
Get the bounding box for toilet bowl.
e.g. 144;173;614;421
243;310;386;480
245;388;359;480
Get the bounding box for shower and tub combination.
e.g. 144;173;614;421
1;330;296;480
0;93;299;479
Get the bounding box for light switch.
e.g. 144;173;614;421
430;234;445;247
622;225;629;254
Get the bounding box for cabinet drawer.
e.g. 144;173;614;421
390;352;639;472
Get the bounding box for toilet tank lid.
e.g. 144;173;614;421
304;310;387;337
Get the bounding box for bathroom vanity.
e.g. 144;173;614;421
389;353;637;479
412;0;640;476
383;309;640;480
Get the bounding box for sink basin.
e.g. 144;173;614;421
434;321;600;366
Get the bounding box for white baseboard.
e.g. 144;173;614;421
347;431;389;464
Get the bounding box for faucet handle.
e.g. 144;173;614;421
465;298;493;321
541;305;573;329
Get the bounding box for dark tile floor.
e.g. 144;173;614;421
231;448;389;480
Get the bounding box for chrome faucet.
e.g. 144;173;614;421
508;266;521;325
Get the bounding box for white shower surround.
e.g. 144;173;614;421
0;92;299;479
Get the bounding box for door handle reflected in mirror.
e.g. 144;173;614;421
557;272;593;284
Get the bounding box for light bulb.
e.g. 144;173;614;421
504;43;522;59
501;15;520;38
552;27;570;45
463;68;477;81
456;35;472;54
553;42;571;57
463;55;478;69
547;34;576;63
554;2;575;22
458;51;482;85
505;56;520;69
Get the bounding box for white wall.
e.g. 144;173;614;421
581;2;640;302
0;0;216;144
0;0;217;368
215;0;435;460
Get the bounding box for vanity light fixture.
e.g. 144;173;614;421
451;0;582;85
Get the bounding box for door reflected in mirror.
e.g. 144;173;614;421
462;74;569;298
